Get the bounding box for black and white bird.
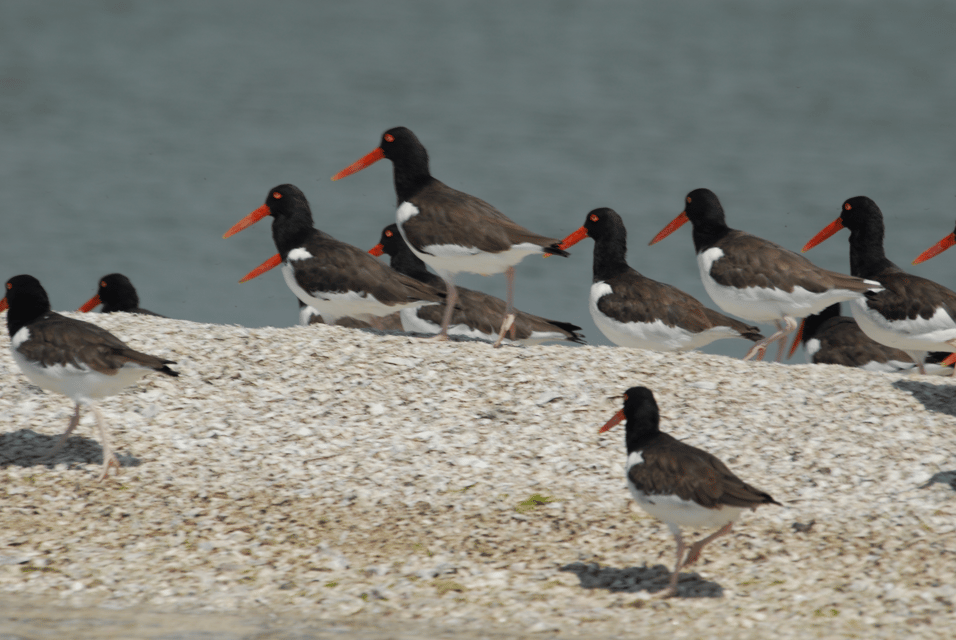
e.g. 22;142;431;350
649;188;883;361
77;273;164;316
787;303;953;375
370;224;585;346
556;207;762;352
803;196;956;374
1;275;178;480
599;386;779;597
333;127;569;346
223;184;444;327
296;299;402;331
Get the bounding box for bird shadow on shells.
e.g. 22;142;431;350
0;429;141;471
891;379;956;418
559;561;723;598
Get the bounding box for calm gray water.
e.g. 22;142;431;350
3;1;956;362
1;1;955;635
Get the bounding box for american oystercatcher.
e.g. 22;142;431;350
1;275;178;480
803;196;956;374
913;220;956;265
223;184;444;327
370;224;585;346
555;207;762;352
332;127;569;347
296;299;403;331
600;386;779;597
649;188;883;361
787;303;953;374
77;273;164;316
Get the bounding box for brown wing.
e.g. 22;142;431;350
403;180;565;255
18;313;177;376
629;434;778;509
710;231;876;294
863;271;956;323
296;232;444;306
412;285;583;342
598;268;762;339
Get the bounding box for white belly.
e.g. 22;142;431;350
12;346;151;404
698;248;869;322
590;282;742;351
849;298;956;353
282;262;424;322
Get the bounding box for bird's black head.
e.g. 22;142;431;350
683;188;727;227
377;223;406;258
838;196;884;234
3;275;52;337
582;208;627;243
379;127;427;163
97;273;139;310
262;184;312;222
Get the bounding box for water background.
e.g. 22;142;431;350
2;1;956;636
3;1;956;361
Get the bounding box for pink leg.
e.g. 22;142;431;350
91;404;121;481
493;267;517;348
660;526;686;598
684;521;735;567
47;405;82;459
430;279;459;341
744;317;797;362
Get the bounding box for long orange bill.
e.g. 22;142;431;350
0;297;7;313
943;353;956;367
332;147;386;181
368;243;385;257
913;234;956;265
649;211;689;245
223;204;270;239
78;294;102;313
598;408;626;434
788;318;806;359
544;226;588;259
802;218;844;252
239;253;282;283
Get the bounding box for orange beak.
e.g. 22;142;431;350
913;233;956;265
598;408;626;434
239;253;283;283
332;147;386;181
943;353;956;367
368;243;385;257
545;226;588;259
223;204;271;239
649;211;689;245
0;297;7;313
802;217;844;252
78;293;102;313
787;318;806;359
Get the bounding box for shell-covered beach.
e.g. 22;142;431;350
2;313;955;639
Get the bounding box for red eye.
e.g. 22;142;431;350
101;281;107;288
589;214;599;222
843;202;851;210
385;230;393;237
384;133;395;142
273;191;282;199
5;283;10;290
686;196;692;204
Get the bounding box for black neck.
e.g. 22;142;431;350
272;215;317;258
7;296;50;337
625;404;661;453
692;218;732;253
592;232;632;282
847;220;899;279
388;244;442;287
392;157;433;203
